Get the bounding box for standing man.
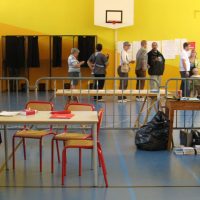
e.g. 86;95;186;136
135;40;148;101
148;42;165;90
180;42;191;97
117;41;135;103
87;43;109;102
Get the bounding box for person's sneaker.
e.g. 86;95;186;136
118;99;127;103
136;97;145;102
97;99;105;102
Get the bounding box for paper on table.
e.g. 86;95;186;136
0;111;20;117
50;114;74;119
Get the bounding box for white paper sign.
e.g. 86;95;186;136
161;40;176;59
147;41;162;53
132;41;141;61
116;41;124;53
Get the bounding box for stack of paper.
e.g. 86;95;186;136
174;147;184;155
0;111;20;117
194;145;200;155
174;146;195;155
182;147;195;155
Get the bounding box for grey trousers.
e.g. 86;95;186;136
150;75;161;90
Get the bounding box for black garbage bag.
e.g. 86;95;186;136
191;130;200;146
135;111;169;151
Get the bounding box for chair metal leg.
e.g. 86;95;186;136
98;143;107;174
97;148;108;187
23;138;26;160
12;136;15;170
79;148;82;176
90;149;93;170
56;140;60;163
39;139;42;172
64;149;67;177
62;148;66;185
51;139;54;173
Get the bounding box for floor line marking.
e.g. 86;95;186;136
0;139;23;173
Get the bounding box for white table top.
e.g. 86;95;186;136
0;111;98;125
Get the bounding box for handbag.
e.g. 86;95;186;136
121;63;130;73
120;51;130;73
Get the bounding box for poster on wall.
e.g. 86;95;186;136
147;41;161;53
161;40;176;59
132;41;141;61
188;42;196;50
175;39;181;55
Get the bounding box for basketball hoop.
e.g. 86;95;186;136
106;20;121;25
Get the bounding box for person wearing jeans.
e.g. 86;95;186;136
87;43;109;101
135;40;148;101
180;42;191;97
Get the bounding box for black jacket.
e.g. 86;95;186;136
148;50;165;75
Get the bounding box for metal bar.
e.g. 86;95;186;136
92;123;98;186
4;125;9;170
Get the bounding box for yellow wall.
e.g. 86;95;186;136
0;0;200;88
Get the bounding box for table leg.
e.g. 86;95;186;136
167;109;174;150
93;123;98;186
143;97;157;125
4;125;9;170
134;96;147;128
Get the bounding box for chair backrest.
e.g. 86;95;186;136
65;103;95;111
97;108;104;136
26;101;54;111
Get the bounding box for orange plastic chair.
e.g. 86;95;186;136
51;103;95;173
12;101;59;172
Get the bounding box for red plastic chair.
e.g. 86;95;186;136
51;103;95;173
12;101;60;172
60;109;108;187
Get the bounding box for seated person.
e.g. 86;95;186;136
190;67;200;97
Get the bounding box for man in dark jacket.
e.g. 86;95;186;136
148;42;165;90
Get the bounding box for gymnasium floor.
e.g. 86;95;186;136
0;92;200;200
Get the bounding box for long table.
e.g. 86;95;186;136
0;111;99;186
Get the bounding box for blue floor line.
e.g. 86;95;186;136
112;133;136;200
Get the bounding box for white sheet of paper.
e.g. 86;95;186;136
175;39;181;55
116;41;124;53
127;43;133;60
147;41;161;53
132;41;141;61
161;40;176;59
0;111;20;117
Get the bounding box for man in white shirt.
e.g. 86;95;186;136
180;42;191;97
117;41;135;103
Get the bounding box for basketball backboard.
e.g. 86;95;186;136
94;0;134;29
